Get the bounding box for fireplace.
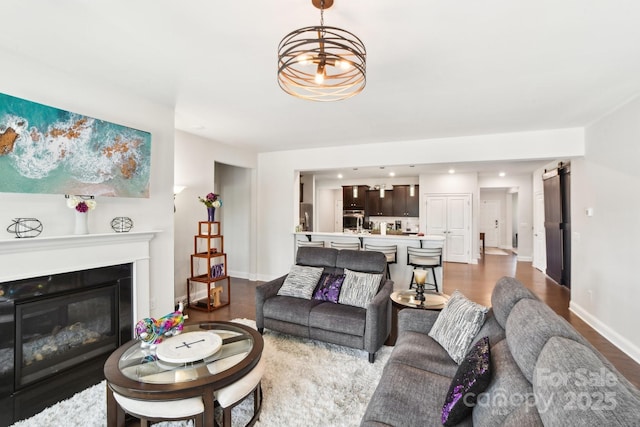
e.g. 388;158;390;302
0;264;132;424
0;230;157;424
3;264;132;391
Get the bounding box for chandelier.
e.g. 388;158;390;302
277;0;366;102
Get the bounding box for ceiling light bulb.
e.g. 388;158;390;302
337;173;343;179
389;172;395;177
315;63;326;84
499;172;506;177
336;58;351;69
448;169;455;174
296;54;312;65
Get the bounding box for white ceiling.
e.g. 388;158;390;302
2;1;640;167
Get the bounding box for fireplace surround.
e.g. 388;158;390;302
0;231;157;424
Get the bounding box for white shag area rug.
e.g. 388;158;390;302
11;318;392;427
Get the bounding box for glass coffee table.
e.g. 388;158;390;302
104;321;263;427
390;290;450;310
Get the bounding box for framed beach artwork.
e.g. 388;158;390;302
0;93;151;197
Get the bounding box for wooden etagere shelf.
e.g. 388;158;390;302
187;221;231;312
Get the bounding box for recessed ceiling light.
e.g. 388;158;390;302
409;165;415;168
353;168;358;171
448;169;455;174
499;172;506;177
389;172;395;177
337;173;343;179
379;166;385;169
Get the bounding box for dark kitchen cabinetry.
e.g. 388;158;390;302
393;185;419;217
366;189;394;216
343;185;369;210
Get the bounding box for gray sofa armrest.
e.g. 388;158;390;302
364;279;394;354
255;275;286;330
398;308;440;334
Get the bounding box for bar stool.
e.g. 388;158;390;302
215;356;266;427
364;244;397;279
297;240;325;247
112;392;204;427
407;246;443;292
330;241;360;250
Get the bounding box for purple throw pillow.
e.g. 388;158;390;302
313;274;345;303
441;336;492;426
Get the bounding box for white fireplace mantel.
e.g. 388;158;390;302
0;230;161;321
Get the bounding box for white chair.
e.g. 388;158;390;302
113;392;204;427
407;246;443;292
215;355;266;427
364;244;397;279
330;241;360;250
297;240;325;247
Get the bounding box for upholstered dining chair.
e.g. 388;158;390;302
364;244;397;280
330;241;361;251
407;246;443;292
112;392;204;427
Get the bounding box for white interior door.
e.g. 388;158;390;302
533;191;546;271
480;200;500;247
426;194;471;263
334;198;342;232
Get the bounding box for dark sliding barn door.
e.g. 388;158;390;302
543;163;571;287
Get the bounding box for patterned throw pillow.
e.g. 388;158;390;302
313;273;346;303
337;269;383;308
442;336;492;426
428;290;489;364
277;265;324;299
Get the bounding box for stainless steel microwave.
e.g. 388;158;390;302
343;210;364;229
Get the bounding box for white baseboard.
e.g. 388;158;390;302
570;301;640;365
517;255;532;262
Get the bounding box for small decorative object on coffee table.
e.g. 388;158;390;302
413;269;427;305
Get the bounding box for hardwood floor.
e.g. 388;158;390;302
185;251;640;389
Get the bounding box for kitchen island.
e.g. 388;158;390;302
293;231;445;291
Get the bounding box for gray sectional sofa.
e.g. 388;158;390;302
255;246;393;362
361;276;640;426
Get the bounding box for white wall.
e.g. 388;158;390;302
316;188;336;232
257;128;584;280
0;50;176;318
173;130;257;302
571;94;640;364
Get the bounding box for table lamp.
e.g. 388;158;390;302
414;269;427;305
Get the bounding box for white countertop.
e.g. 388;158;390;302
293;231;445;241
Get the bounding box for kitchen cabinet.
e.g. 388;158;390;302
393;185;419;217
366;189;394;216
343;185;368;210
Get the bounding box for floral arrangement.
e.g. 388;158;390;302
66;195;97;213
198;192;222;208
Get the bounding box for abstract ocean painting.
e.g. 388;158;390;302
0;93;151;197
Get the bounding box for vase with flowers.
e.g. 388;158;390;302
66;195;97;235
198;193;222;222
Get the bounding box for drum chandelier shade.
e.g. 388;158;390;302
277;0;366;102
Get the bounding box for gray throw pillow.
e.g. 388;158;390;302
277;265;324;299
429;290;489;364
338;268;383;308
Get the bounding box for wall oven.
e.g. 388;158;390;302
343;210;364;230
